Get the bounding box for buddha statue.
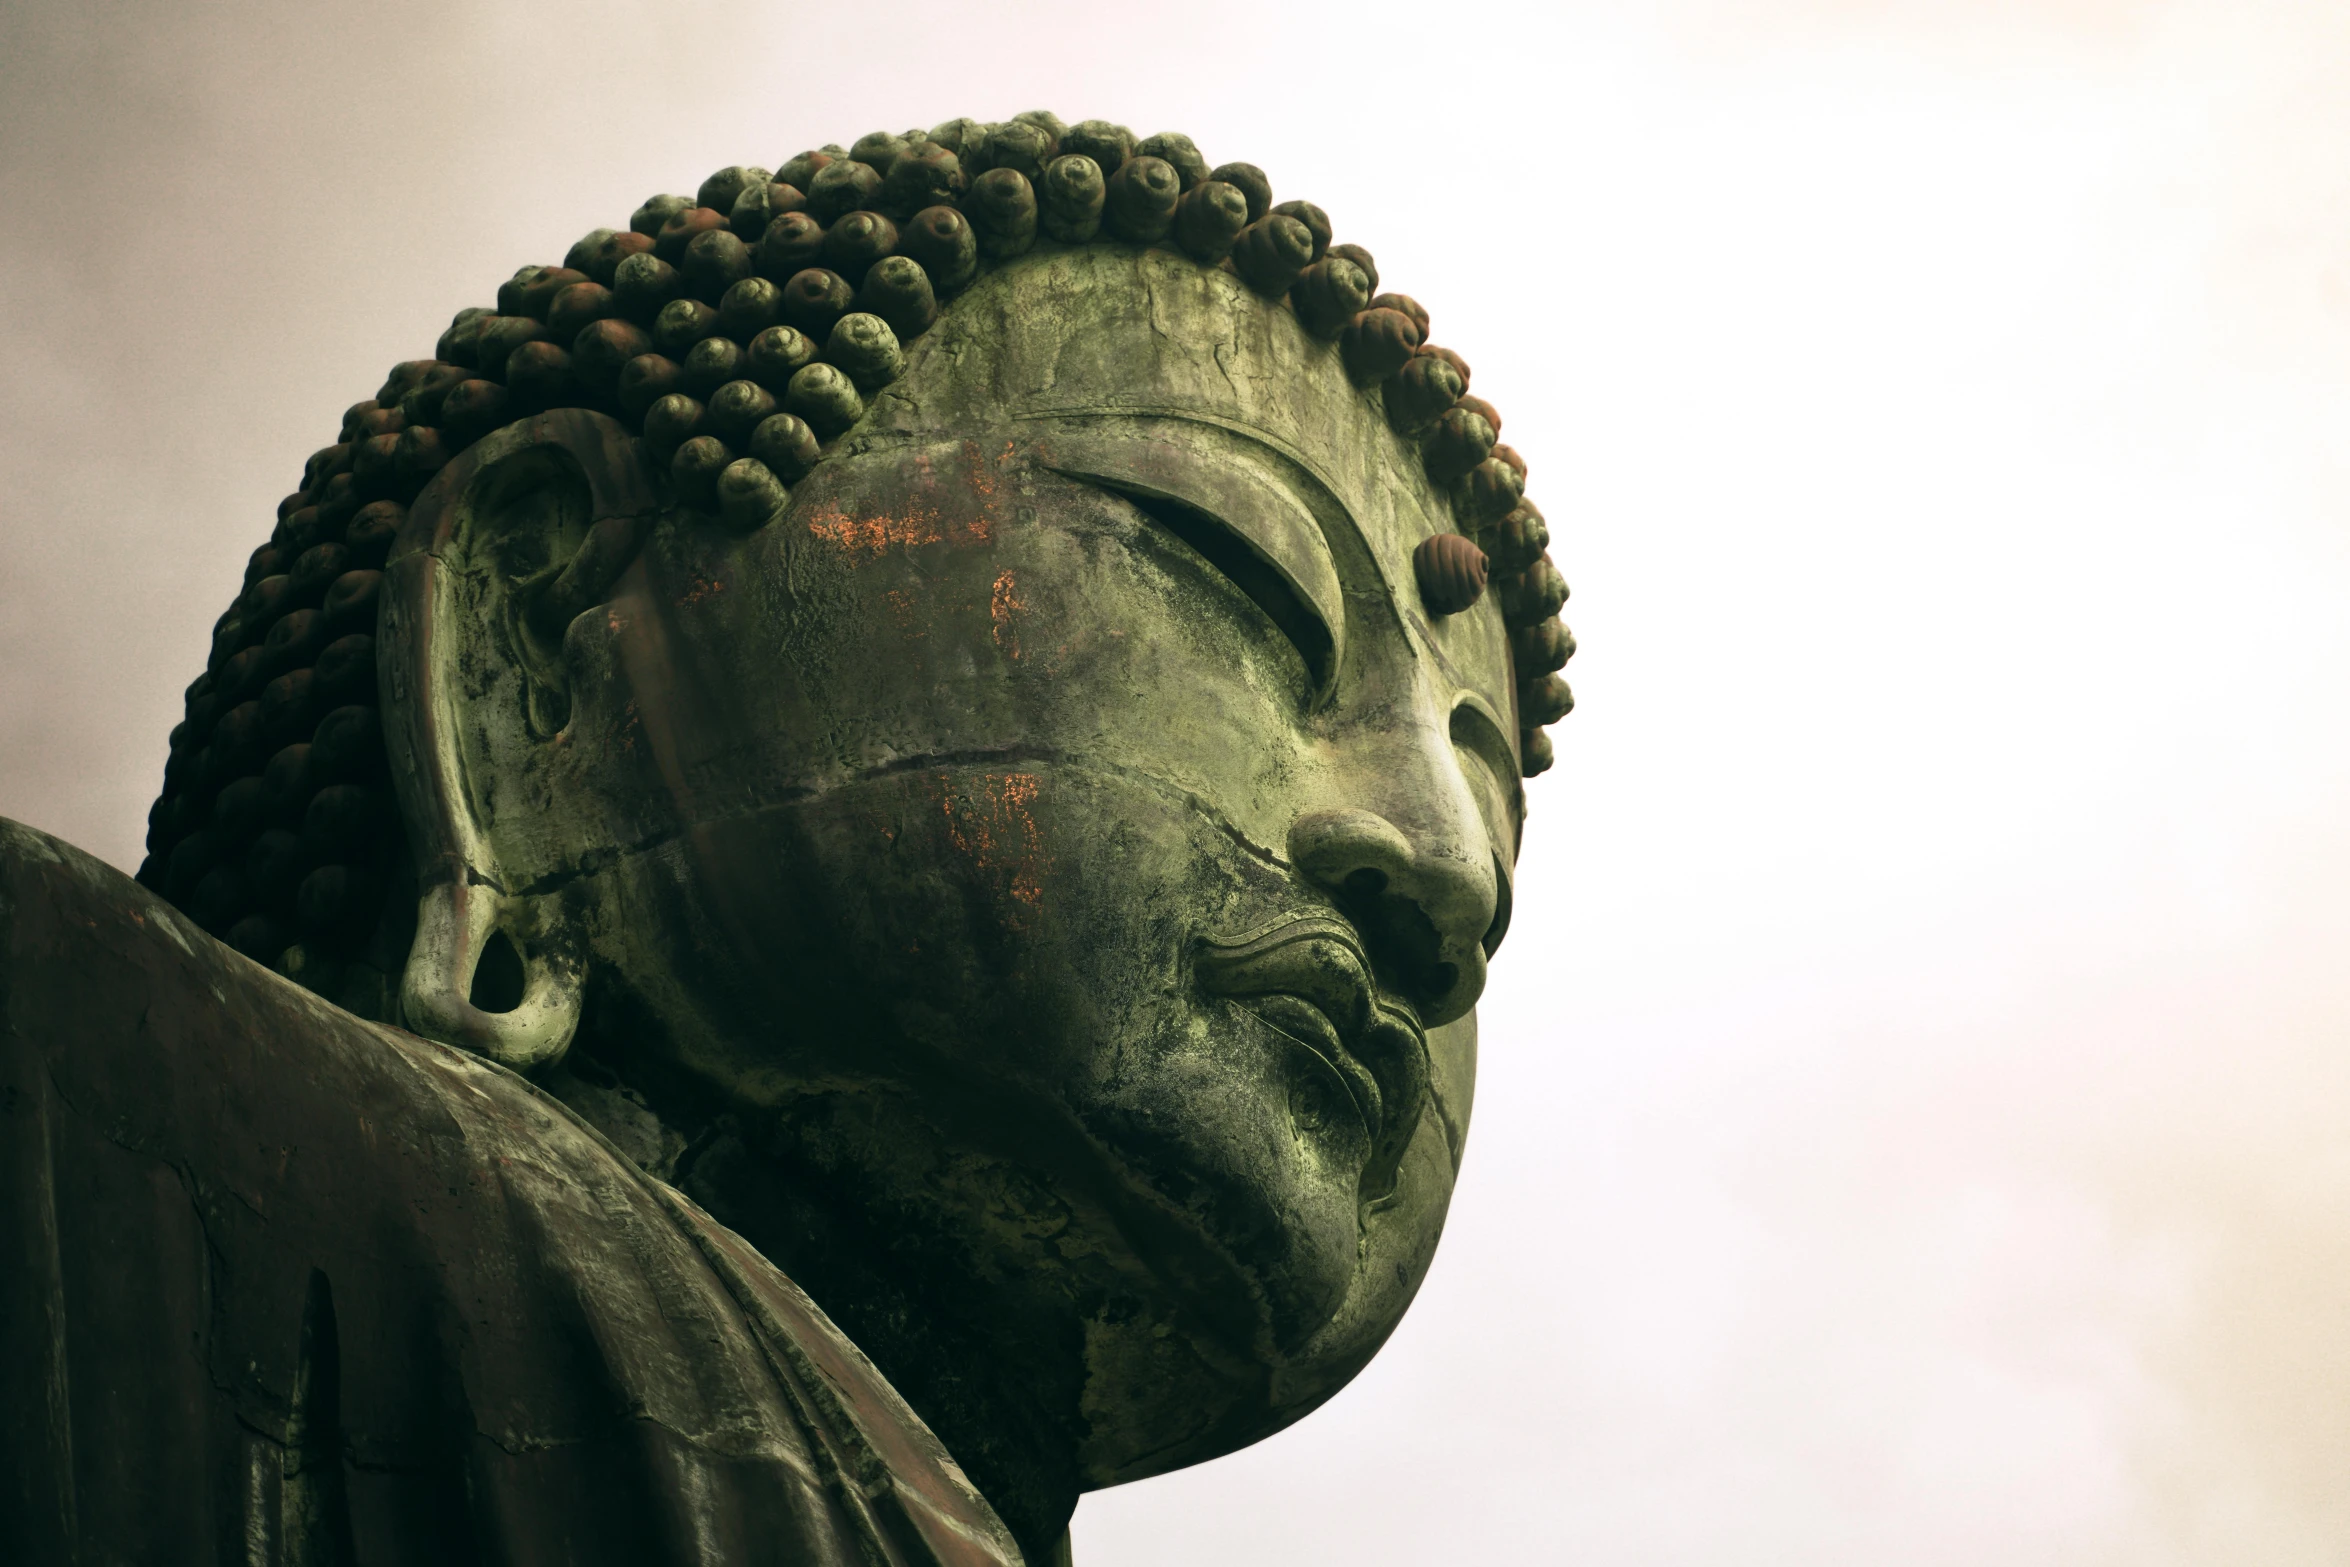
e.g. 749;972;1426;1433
0;112;1572;1565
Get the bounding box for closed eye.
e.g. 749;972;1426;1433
1450;699;1524;936
1099;482;1336;693
1450;699;1521;817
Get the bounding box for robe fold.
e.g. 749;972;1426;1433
0;819;1023;1567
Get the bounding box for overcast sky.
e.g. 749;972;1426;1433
6;1;2350;1561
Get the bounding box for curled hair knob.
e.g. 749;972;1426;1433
1292;254;1372;339
902;206;978;293
1370;292;1429;340
696;164;771;215
1175;181;1249;263
438;380;510;447
780;268;854;338
707;378;778;445
775;149;836;191
1137;131;1209;190
682;335;747;399
785;362;864;438
850;132;909;178
878;143;966;221
611;251;682;324
681;227;753;303
615;356;681;422
653;206;728;265
1519;673;1573;727
825;312;904;393
503;266;588;322
436;309;491;368
1422;404;1497;483
1512;618;1575;676
640;393;707;461
1207;161;1271;223
758;211;828;280
1011;108;1069;143
630;193;692;238
729;179;805;241
573;229;653;288
1456;394;1502;440
670;436;734;508
1497;555;1568;628
981;119;1055;181
1270;200;1331;262
1061;119;1134;175
1330;242;1378;297
1039;154;1106;243
824;210;900;277
719;276;784;340
503;343;573;414
652;298;722;358
744;326;817;392
1385;353;1464;433
1459;456;1525;530
546;282;615;341
1103;156;1181;245
749;412;820;481
717;457;789;533
859;256;938;341
1417;342;1472;389
1231;214;1315;297
807;159;882;224
964;167;1039;259
1490;500;1549;574
1341;308;1420;385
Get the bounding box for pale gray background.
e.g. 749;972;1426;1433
6;1;2349;1561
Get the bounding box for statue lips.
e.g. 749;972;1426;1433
1194;913;1432;1207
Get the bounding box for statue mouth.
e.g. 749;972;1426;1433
1193;914;1431;1206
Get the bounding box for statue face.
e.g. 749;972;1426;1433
481;248;1522;1480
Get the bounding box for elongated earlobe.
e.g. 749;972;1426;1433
399;878;580;1070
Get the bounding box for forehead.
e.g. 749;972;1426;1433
862;245;1515;713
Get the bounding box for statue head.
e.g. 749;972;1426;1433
139;113;1573;1553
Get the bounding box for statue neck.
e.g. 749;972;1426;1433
539;1046;1085;1565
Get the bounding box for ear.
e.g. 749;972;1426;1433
379;409;659;1069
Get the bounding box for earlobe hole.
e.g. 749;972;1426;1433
469;929;528;1014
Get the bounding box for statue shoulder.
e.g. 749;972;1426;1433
0;818;1020;1567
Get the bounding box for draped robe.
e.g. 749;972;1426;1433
0;820;1024;1567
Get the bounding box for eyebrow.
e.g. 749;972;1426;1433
1035;431;1349;694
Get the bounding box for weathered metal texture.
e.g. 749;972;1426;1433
92;114;1578;1565
347;247;1506;1546
0;820;1021;1567
138;117;1572;1001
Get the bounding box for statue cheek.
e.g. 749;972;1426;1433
1271;1111;1461;1417
661;768;1118;1071
1424;1011;1478;1176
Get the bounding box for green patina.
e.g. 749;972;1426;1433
101;113;1573;1563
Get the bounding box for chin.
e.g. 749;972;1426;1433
1068;1010;1462;1482
630;762;1464;1475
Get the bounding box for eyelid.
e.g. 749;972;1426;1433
1449;697;1524;850
1092;481;1336;692
1041;440;1346;690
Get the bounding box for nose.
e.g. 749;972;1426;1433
1289;805;1495;1027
